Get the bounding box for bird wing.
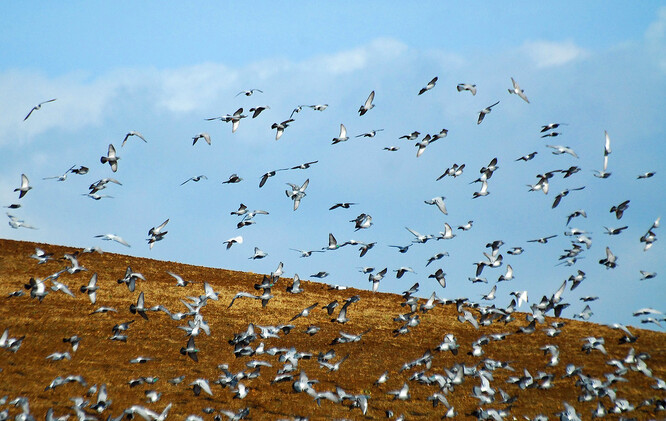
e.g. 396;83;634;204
364;91;375;108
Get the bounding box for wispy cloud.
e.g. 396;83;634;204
645;6;666;72
521;40;589;68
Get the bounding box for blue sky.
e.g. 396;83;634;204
1;2;664;329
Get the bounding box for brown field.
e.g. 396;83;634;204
0;238;664;420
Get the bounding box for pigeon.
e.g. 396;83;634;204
418;76;438;95
236;89;263;97
610;200;630;219
358;90;375;116
192;133;211;145
99;144;121;172
95;234;130;247
477;101;499;124
356;129;383;138
181;175;208;185
331;124;349;144
249;105;270;118
121;131;147;147
24;98;56;121
271;119;295;140
456;83;477;95
508;77;529;103
14;174;32;199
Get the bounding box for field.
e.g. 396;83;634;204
0;238;664;420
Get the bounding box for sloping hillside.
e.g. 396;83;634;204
0;238;664;420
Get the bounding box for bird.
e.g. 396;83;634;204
610;200;630;219
100;144;120;172
472;180;489;198
477;101;499;124
248;105;270;118
424;196;447;214
541;123;564;132
129;292;149;320
456;83;477;95
516;151;538;162
527;235;557;244
508;77;529;103
546;144;578;158
331;124;349;144
286;178;309;210
637;171;656;179
42;165;76;182
181;175;207;185
329;202;357;210
415;134;434;157
222;173;243;184
121;131;147;147
192;133;211;146
14;174;32;199
603;226;628;235
223;236;243;249
498;264;514;282
428;269;447;288
406;227;433;243
148;219;169;249
599;247;617;269
399;131;420;140
236;89;263;97
24;98;56;121
291;160;318;170
388;383;411;401
249;247;268;260
358;90;375;116
552;186;585;208
290;303;319;322
271;119;295;140
95;234;131;247
95;233;131;247
418;76;438;95
166;271;191;287
356;129;383;138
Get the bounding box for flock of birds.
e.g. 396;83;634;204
2;72;665;421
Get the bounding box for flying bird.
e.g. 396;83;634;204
95;233;130;247
24;98;56;121
181;175;208;185
331;124;349;144
418;77;438;95
358;91;375;116
192;133;211;146
477;101;499;124
271;119;295;140
14;174;32;199
508;77;529;103
236;89;263;97
121;131;147;147
100;144;120;172
356;129;383;138
456;83;477;95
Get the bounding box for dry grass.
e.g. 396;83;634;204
0;238;664;420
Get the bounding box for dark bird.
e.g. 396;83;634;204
610;200;630;219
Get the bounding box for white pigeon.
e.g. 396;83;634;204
358;91;375;116
508;77;529;103
331;124;349;144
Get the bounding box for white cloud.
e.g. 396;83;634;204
302;38;409;75
645;6;666;72
521;40;588;68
